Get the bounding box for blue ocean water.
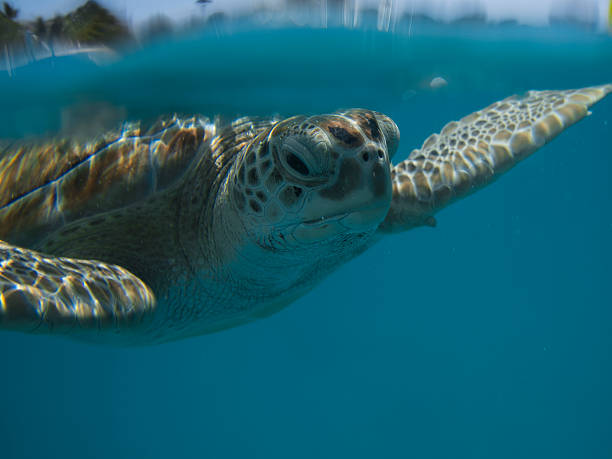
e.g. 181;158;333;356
1;21;611;459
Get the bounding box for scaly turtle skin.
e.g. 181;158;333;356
0;85;610;344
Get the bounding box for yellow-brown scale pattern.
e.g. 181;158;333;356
380;85;612;232
0;241;155;333
0;116;215;245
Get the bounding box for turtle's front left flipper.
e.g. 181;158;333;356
379;84;612;232
0;241;156;334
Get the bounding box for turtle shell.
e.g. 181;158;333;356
0;115;215;246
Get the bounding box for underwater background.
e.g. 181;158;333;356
1;10;612;459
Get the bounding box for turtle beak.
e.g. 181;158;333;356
328;153;391;231
294;145;392;241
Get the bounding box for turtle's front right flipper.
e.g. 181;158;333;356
380;84;612;232
0;241;156;334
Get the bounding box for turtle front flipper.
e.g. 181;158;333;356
379;84;612;232
0;241;156;334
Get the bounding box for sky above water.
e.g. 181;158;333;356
11;0;612;29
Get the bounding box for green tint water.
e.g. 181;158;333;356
0;22;611;459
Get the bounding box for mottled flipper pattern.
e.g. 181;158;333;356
380;84;612;232
0;241;156;333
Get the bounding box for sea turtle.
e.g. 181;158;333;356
0;85;610;344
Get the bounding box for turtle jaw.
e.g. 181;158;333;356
291;204;389;244
341;205;390;231
290;156;392;244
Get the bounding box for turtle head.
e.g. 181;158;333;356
230;109;399;248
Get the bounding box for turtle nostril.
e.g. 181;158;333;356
361;152;370;162
377;149;385;160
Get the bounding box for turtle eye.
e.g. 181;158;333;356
285;152;310;176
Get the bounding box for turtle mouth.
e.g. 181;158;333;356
290;207;385;244
300;205;387;231
301;213;347;226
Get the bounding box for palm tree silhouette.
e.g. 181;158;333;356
1;2;18;20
